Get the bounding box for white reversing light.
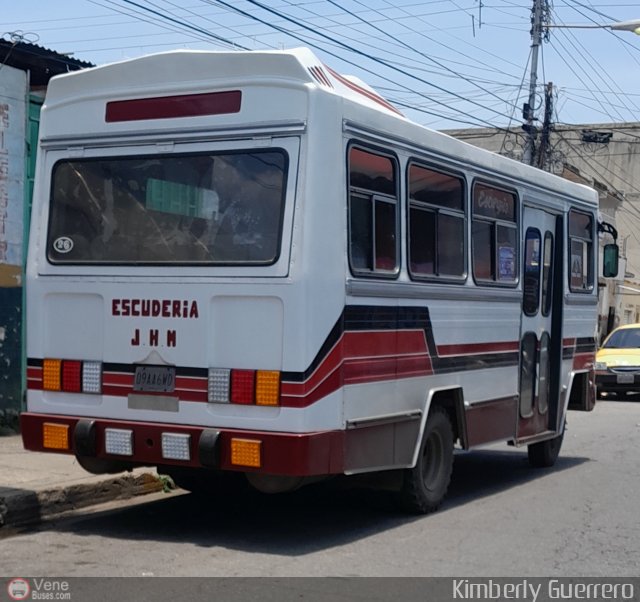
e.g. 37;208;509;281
161;433;191;461
82;361;102;393
105;428;134;456
208;368;231;403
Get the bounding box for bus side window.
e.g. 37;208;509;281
350;193;372;270
523;228;542;316
407;162;465;280
471;182;518;285
472;220;493;279
348;146;398;276
568;209;594;292
374;198;397;270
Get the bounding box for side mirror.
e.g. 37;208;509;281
603;243;619;278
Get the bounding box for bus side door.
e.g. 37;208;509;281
517;206;563;440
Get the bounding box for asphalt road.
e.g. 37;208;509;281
1;400;639;578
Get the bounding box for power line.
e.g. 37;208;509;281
554;4;640;117
232;0;514;121
547;31;624;123
555;131;640;196
204;0;517;128
324;0;520;114
9;0;638;132
117;0;249;49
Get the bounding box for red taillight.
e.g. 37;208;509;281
62;360;82;392
231;369;255;404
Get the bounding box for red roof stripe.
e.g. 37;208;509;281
324;65;404;116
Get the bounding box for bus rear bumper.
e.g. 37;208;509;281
20;412;345;477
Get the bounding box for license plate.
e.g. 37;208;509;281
133;365;176;392
616;373;635;384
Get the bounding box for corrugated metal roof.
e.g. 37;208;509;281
0;40;94;86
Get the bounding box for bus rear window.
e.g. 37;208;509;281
47;150;287;265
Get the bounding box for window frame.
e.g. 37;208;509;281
46;149;289;267
519;331;537;419
568;208;595;293
471;179;519;287
406;160;467;283
541;231;554;317
347;143;400;279
523;227;542;317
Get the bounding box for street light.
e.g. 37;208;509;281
608;19;640;33
546;19;640;34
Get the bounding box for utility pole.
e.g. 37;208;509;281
536;82;554;170
523;5;639;166
522;0;548;166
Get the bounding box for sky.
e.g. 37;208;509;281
3;0;640;132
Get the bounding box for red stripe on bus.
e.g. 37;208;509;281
437;341;519;357
281;367;343;408
24;329;512;406
324;66;404;116
280;330;432;406
281;330;430;388
572;352;595;371
343;355;432;384
280;355;432;407
175;376;208;391
343;330;428;356
103;373;134;386
27;367;42;387
309;65;333;88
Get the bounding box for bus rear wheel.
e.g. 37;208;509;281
527;430;564;468
162;467;247;496
76;455;132;475
398;407;454;514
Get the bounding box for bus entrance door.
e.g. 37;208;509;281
517;206;563;440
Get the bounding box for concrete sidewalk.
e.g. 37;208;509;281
0;430;166;530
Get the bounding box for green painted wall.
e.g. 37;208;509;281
0;83;40;431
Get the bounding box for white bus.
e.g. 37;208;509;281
21;48;618;513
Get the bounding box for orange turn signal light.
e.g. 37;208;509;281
42;359;62;391
255;370;280;406
230;438;262;468
42;422;70;450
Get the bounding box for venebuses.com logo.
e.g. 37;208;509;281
5;578;71;601
7;579;30;601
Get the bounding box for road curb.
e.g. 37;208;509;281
0;472;166;530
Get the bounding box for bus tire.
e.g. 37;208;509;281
76;455;132;475
527;430;564;468
163;467;247;496
398;407;454;514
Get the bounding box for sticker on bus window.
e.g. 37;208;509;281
498;246;515;280
571;253;584;288
53;237;74;254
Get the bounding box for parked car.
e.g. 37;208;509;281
595;323;640;398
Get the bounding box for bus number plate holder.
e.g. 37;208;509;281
133;365;176;392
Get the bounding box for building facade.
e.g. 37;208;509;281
445;122;640;341
0;40;91;429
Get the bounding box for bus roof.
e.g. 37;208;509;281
44;47;404;119
41;47;597;205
